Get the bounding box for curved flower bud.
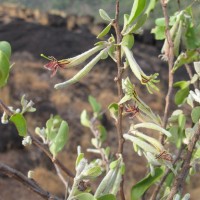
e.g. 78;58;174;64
122;45;159;93
42;45;105;77
54;49;108;89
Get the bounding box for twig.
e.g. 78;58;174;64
160;0;175;144
185;64;198;89
0;100;75;179
32;136;75;178
150;144;185;200
0;162;62;200
112;1;125;200
166;123;200;200
89;115;109;172
54;163;69;195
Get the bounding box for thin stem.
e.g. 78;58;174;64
112;1;125;200
0;162;62;200
160;0;175;144
166;123;200;200
150;144;185;200
32;137;75;178
0;100;75;179
185;64;198;89
54;163;69;191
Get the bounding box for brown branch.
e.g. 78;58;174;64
112;1;125;200
166;124;200;200
150;144;185;200
185;64;198;89
160;0;175;144
31;136;75;178
0;100;75;179
0;162;62;200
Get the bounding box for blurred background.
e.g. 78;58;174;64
0;1;200;200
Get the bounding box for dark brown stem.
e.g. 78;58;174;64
150;144;185;200
166;124;200;200
112;1;125;200
0;162;62;200
160;0;175;144
0;100;75;179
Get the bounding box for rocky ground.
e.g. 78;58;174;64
0;16;199;200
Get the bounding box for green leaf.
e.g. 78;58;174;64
0;41;11;59
76;153;84;167
145;0;158;16
128;0;146;25
99;9;112;22
49;120;69;158
10;113;27;137
97;194;116;200
191;106;200;123
88;96;101;114
0;51;10;88
74;193;96;200
83;166;102;179
151;26;166;40
46;115;62;141
80;110;90;128
174;87;189;105
122;34;134;49
97;23;112;39
98;125;107;143
172;50;200;73
185;24;200;49
108;103;118;121
131;168;164;200
173;81;189;89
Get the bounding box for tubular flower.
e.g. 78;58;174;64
54;48;109;89
122;45;159;93
42;45;105;77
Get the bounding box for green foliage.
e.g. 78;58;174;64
10;113;27;137
0;41;11;88
49;120;69;158
131;167;164;200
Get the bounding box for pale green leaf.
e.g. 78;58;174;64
80;110;90;128
49;120;69;158
191;106;200;123
99;9;112;22
10;113;27;137
0;41;11;59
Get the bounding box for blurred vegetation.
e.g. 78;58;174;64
0;0;199;28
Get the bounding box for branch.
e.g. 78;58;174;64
0;162;62;200
112;1;125;200
166;123;200;200
160;0;175;144
0;100;75;179
150;144;185;200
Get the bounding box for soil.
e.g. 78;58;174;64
0;18;199;200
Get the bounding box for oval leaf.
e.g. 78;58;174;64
74;193;96;200
131;167;164;200
191;106;200;123
50;120;69;158
175;87;189;105
97;194;116;200
88;95;101;114
128;0;146;25
0;41;11;59
99;9;112;22
80;110;90;127
10;113;27;137
0;51;10;88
